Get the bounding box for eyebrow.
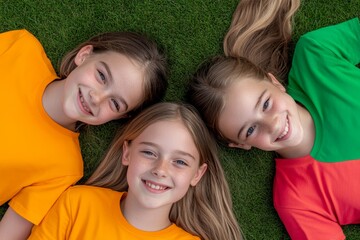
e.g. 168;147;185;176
236;89;267;139
100;61;129;111
140;142;196;161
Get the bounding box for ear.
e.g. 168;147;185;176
190;163;207;186
122;141;130;166
228;142;252;150
268;73;286;92
74;45;93;66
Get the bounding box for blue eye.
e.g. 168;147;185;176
246;126;256;137
111;99;120;112
175;160;188;166
98;70;106;83
141;150;156;157
263;98;270;111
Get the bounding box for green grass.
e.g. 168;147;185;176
1;0;359;239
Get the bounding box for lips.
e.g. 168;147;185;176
78;89;93;116
143;180;170;192
276;116;290;141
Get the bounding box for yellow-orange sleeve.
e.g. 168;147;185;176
9;175;80;225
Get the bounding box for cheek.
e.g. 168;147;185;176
63;74;77;91
126;163;141;187
175;180;191;200
272;96;289;112
67;68;84;83
281;94;296;108
98;105;121;122
176;172;195;189
249;133;270;149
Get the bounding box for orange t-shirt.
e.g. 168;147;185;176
29;186;200;240
0;30;83;225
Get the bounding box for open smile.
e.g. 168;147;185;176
142;180;171;193
78;89;93;116
276;116;290;141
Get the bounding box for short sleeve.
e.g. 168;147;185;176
290;18;360;86
300;18;360;65
0;30;35;56
9;175;80;225
28;188;72;240
277;208;345;240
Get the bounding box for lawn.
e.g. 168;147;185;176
1;0;359;239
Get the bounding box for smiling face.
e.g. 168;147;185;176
122;119;207;212
62;45;145;125
218;74;305;153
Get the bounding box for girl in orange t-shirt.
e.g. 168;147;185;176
0;29;167;239
30;102;243;240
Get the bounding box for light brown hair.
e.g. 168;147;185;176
189;56;268;143
224;0;300;81
86;102;243;240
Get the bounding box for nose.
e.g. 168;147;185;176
152;159;168;178
89;90;106;105
262;113;279;132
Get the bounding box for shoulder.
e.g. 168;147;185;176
0;29;47;61
1;29;33;39
65;185;121;199
297;18;359;50
57;186;122;212
0;29;42;48
304;17;359;38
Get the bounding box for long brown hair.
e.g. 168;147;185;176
86;102;243;240
224;0;300;81
59;31;167;114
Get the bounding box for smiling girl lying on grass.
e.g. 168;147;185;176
29;102;243;240
189;0;360;238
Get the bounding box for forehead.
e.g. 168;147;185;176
218;78;267;142
132;119;200;159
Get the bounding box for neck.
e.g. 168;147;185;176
42;80;76;131
277;103;315;159
121;192;172;231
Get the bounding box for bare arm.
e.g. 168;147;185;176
0;207;33;240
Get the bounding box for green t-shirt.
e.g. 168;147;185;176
287;18;360;162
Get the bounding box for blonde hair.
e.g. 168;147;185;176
224;0;300;81
86;102;243;240
59;32;167;115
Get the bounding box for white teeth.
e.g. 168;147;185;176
79;91;91;113
278;118;289;140
146;181;167;190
